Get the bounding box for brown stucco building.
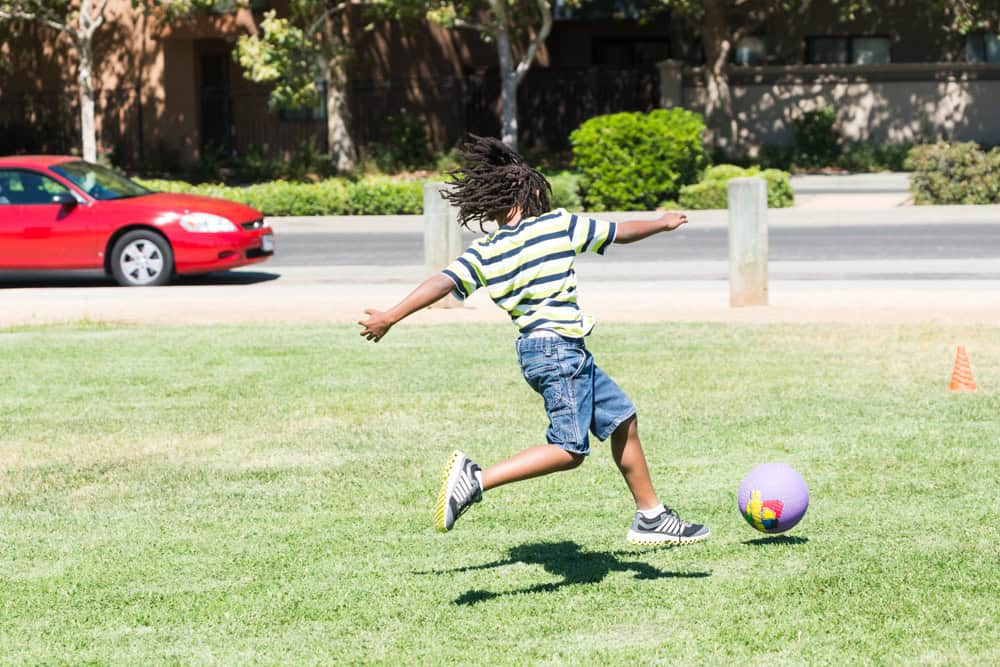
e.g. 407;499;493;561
1;1;998;167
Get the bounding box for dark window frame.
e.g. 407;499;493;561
591;36;671;65
965;31;1000;63
805;35;892;65
279;80;329;123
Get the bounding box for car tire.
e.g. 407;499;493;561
109;229;174;287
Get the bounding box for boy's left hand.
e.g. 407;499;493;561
660;210;688;231
359;309;393;342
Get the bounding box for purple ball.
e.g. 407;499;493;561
738;463;809;534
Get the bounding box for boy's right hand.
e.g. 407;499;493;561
359;308;393;343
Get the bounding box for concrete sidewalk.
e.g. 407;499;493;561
3;269;998;327
790;172;911;194
791;172;912;208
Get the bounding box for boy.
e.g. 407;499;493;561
358;135;709;545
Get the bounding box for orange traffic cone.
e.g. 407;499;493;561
949;345;977;392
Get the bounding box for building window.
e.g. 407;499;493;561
553;0;666;21
279;81;328;122
806;36;891;65
593;38;670;65
965;32;1000;62
734;36;766;65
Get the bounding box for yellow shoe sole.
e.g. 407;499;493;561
434;450;463;532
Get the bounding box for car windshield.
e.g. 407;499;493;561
50;160;152;201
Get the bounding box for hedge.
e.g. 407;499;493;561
570;109;708;211
546;170;583;211
678;165;794;209
905;142;1000;205
136;178;422;216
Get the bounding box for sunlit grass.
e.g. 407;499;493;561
1;323;997;664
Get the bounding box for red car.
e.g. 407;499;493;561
0;156;274;286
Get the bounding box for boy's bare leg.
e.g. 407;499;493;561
482;445;583;491
610;415;661;510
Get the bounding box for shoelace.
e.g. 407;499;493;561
452;469;482;519
656;507;691;533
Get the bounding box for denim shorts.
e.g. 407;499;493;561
515;335;636;456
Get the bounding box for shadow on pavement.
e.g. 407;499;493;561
0;270;281;288
416;540;711;606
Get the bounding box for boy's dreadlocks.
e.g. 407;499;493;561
442;134;552;232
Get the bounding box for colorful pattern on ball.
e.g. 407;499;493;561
737;462;809;534
743;490;784;531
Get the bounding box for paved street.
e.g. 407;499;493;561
1;205;998;327
272;223;1000;273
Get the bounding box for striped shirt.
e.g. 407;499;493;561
440;208;617;338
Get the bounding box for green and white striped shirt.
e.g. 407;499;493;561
441;208;617;338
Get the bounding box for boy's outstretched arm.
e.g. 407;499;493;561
358;273;455;342
614;211;688;244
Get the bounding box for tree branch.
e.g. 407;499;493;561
92;0;111;31
0;8;68;33
453;17;491;34
306;0;366;37
514;0;552;85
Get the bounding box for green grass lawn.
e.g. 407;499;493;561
1;322;997;664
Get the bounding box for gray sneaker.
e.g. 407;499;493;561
627;507;710;545
434;450;482;532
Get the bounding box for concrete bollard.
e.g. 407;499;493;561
423;182;464;308
727;177;768;307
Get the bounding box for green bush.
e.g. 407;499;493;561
243;180;350;216
677;164;794;209
836;141;913;173
794;107;841;168
136;177;425;216
906;142;1000;205
345;179;423;215
546;170;583;210
366;110;433;173
570;109;707;210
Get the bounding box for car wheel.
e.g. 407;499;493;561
110;230;174;287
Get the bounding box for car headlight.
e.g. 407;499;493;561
179;213;238;233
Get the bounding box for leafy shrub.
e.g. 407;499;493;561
751;139;912;174
546;170;583;210
794;107;841;168
906;142;1000;205
367;110;433;173
678;164;794;209
346;179;423;215
242;180;350;216
570;109;707;210
836;141;913;173
136;177;425;215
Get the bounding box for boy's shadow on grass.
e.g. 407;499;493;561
742;535;809;546
418;541;710;606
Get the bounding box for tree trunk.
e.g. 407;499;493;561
77;34;97;163
490;0;518;149
701;1;737;153
326;59;356;172
319;9;356;174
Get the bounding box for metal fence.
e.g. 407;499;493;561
0;65;660;167
0;88;143;164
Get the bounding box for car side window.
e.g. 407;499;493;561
0;169;70;205
0;170;15;205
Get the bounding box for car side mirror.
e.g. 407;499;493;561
51;192;78;208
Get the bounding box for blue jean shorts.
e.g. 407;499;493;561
515;335;636;456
